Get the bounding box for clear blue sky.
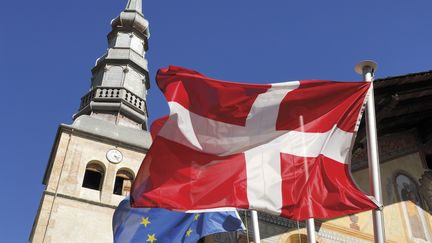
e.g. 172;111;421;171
1;0;432;242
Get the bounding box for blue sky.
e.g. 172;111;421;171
1;0;432;242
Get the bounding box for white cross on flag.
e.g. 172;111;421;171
131;66;377;220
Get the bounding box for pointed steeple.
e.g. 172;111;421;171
125;0;142;14
73;0;150;131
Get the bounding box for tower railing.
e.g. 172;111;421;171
79;86;146;114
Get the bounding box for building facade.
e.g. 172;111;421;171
221;72;432;243
30;1;432;242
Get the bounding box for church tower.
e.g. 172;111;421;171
30;1;151;242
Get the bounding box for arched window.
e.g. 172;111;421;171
395;173;432;242
113;169;134;196
286;234;308;243
82;162;105;191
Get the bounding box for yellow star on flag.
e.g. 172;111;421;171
147;233;157;243
193;214;200;221
186;228;193;236
140;217;151;227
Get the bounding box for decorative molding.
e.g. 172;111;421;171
316;230;369;243
44;191;118;209
419;170;432;211
239;212;388;243
352;131;419;170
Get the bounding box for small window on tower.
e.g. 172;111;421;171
82;163;105;191
113;169;134;196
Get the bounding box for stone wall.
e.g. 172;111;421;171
30;127;146;243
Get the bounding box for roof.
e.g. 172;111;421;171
352;69;432;168
372;70;432;140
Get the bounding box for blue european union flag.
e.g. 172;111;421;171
113;197;245;243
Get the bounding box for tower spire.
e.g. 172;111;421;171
73;0;150;131
126;0;142;14
30;2;152;242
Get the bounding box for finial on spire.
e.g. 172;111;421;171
110;0;149;38
126;0;142;14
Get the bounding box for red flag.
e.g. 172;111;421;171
131;66;377;220
149;115;169;140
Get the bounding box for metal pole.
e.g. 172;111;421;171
299;115;316;243
306;218;316;243
355;60;386;243
251;210;261;243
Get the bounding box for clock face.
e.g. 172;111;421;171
106;149;123;164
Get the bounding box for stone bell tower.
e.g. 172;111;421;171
30;1;152;242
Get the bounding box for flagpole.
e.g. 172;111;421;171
250;210;261;243
299;115;317;243
306;218;316;243
355;60;386;243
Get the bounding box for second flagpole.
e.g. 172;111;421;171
355;60;386;243
251;210;261;243
306;218;316;243
299;115;317;243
